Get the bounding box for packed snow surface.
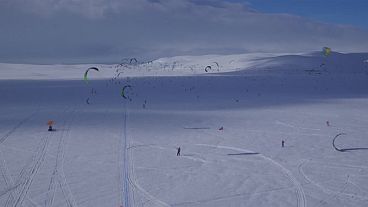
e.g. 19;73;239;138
1;52;368;207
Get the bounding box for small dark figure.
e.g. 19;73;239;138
47;120;54;131
282;140;285;148
326;121;330;127
219;126;224;131
177;147;181;156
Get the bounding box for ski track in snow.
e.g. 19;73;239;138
275;120;321;131
194;143;307;207
0;110;39;144
1;106;78;207
127;146;171;207
44;106;79;207
124;101;171;207
127;133;307;206
6;131;52;207
298;160;368;201
0;107;55;207
122;101;131;207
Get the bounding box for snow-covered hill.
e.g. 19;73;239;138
1;52;368;207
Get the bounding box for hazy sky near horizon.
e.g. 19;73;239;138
1;0;367;63
227;0;368;29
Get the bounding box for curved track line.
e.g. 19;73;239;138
298;160;368;201
127;143;171;207
172;183;302;207
122;99;170;207
195;143;307;207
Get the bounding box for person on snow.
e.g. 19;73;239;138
177;147;181;156
47;120;54;131
282;140;285;148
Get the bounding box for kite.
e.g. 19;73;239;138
130;58;138;64
121;85;132;100
84;67;99;83
205;66;212;72
47;120;55;126
322;47;331;57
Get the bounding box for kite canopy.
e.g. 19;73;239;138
130;58;138;64
47;120;54;126
121;85;132;100
204;66;212;72
84;67;99;83
322;47;331;57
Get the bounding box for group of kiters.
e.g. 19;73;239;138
49;47;365;157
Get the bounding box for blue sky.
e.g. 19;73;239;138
0;0;367;63
227;0;368;29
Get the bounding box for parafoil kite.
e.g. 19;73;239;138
47;120;54;126
84;67;99;83
121;85;132;100
130;58;138;64
322;47;331;57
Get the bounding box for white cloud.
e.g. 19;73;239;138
0;0;367;63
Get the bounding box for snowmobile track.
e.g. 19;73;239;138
45;106;79;207
0;110;39;144
7;132;52;207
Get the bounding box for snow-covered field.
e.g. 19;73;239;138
1;52;368;207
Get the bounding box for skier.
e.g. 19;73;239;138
177;147;181;156
282;140;285;148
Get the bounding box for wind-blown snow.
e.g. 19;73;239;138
1;52;368;207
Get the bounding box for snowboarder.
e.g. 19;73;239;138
177;147;181;156
282;140;285;148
